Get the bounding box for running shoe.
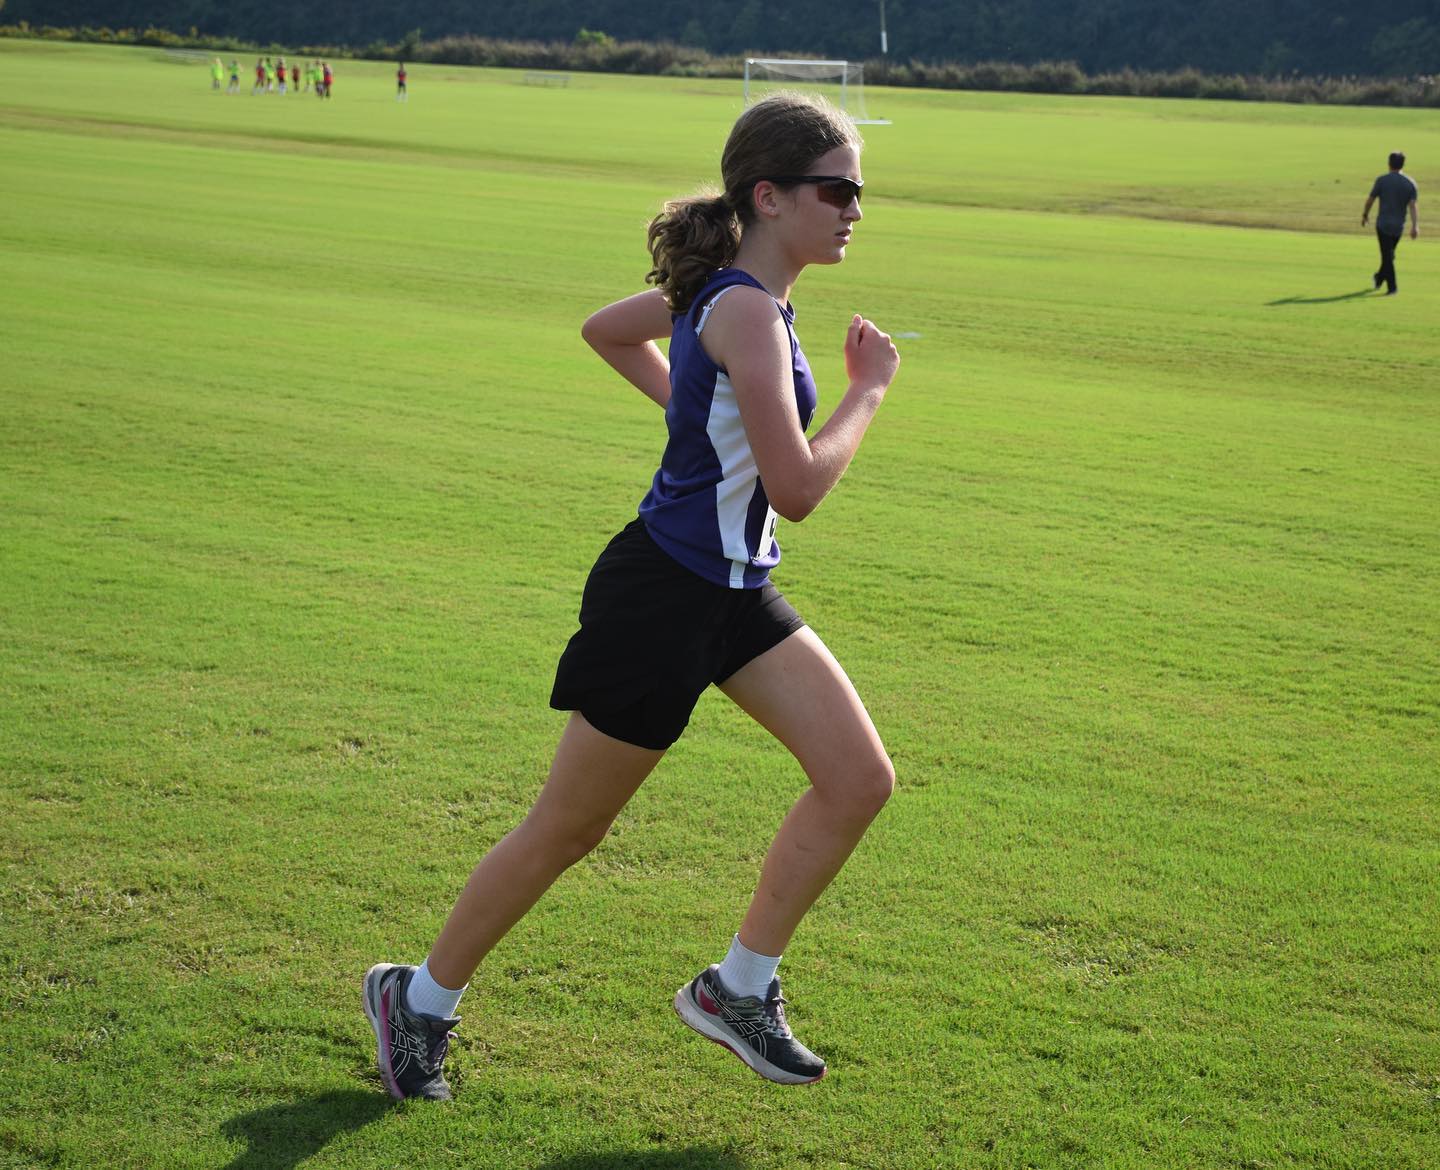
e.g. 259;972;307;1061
673;964;826;1084
362;963;459;1101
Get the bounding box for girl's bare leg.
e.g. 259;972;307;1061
717;627;894;957
426;713;665;989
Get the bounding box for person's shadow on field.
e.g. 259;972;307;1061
218;1092;747;1170
219;1089;389;1170
1266;288;1377;305
539;1150;747;1170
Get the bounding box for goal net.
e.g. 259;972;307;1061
743;58;890;125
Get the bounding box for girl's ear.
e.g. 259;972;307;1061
751;180;783;219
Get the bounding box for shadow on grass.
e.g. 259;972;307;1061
219;1089;390;1170
1266;288;1376;305
538;1150;747;1170
218;1094;746;1170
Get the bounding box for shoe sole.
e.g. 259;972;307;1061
362;963;406;1099
672;984;825;1085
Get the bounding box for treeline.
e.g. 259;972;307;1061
5;0;1440;78
3;21;1437;109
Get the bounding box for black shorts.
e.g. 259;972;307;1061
550;519;806;750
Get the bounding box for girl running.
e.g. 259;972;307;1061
365;92;900;1100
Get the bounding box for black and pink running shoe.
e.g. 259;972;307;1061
362;963;459;1101
673;964;826;1084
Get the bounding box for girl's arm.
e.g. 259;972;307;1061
581;289;675;408
701;287;899;523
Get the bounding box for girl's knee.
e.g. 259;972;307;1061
518;812;612;870
866;753;897;812
833;752;895;821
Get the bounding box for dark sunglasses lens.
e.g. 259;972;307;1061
817;179;860;207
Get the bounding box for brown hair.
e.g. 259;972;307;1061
646;92;861;313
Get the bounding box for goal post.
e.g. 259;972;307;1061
743;58;890;125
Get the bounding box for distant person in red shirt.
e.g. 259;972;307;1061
322;62;333;99
291;64;300;91
253;58;265;96
397;63;408;102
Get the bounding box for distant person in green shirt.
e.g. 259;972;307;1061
211;58;224;91
1362;151;1419;296
264;59;276;94
227;59;241;95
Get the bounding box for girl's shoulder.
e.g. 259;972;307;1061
694;267;769;302
693;280;781;338
689;278;795;376
689;268;792;324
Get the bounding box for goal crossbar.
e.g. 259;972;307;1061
746;58;851;67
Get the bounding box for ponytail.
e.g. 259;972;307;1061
645;194;739;314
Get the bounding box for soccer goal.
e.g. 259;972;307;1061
744;58;890;125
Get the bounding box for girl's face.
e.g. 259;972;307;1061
778;144;864;267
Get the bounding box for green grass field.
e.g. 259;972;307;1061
2;38;1437;1170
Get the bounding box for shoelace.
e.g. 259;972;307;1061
762;993;793;1038
424;1029;453;1071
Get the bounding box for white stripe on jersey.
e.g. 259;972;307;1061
706;371;776;589
695;284;773;589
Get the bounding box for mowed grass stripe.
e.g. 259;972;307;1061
3;39;1438;1170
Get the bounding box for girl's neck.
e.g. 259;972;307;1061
730;237;800;306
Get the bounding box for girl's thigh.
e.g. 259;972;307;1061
717;627;891;794
523;712;667;844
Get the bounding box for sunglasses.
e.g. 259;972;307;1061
767;175;864;208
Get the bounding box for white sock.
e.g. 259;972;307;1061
715;934;781;1000
404;959;466;1019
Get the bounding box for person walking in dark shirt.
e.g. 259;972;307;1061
1363;152;1419;296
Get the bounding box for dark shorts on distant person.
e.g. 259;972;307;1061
550;519;806;751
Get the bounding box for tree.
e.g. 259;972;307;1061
1369;19;1440;77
